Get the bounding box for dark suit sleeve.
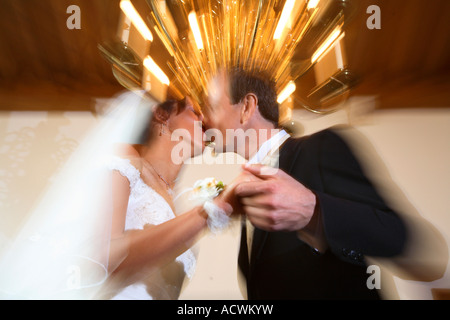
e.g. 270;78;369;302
311;130;407;265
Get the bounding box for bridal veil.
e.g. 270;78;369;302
0;90;155;299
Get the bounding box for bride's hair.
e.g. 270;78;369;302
138;98;188;144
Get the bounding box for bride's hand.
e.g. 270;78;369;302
215;167;262;213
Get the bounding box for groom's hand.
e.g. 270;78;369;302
216;170;262;214
234;164;317;232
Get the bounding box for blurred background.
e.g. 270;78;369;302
0;0;449;299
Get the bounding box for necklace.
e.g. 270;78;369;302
142;159;174;196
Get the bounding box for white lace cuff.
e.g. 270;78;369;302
203;200;230;234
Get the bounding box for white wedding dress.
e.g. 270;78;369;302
0;90;198;300
106;156;196;300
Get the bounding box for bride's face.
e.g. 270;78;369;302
167;96;205;159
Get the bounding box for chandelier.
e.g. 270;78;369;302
100;0;358;117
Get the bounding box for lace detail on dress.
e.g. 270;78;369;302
106;156;196;282
177;249;196;279
105;156;140;189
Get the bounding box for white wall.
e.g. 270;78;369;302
0;111;99;239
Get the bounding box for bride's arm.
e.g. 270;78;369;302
107;171;230;276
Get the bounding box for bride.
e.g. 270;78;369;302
0;90;238;300
102;95;234;300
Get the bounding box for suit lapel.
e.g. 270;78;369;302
250;138;303;266
279;137;303;175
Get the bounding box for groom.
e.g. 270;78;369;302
203;67;410;300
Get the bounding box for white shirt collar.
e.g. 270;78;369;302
248;129;290;165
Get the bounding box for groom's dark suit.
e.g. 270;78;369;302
238;128;407;300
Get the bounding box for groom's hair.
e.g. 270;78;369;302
228;67;279;127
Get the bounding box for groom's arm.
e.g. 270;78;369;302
237;130;408;266
292;130;408;264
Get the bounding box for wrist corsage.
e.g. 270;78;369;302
190;177;225;202
189;177;230;234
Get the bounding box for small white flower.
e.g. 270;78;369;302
189;177;225;204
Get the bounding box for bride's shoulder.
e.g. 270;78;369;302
112;143;143;171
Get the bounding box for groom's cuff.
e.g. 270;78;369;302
297;197;328;254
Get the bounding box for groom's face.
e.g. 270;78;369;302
204;71;242;153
